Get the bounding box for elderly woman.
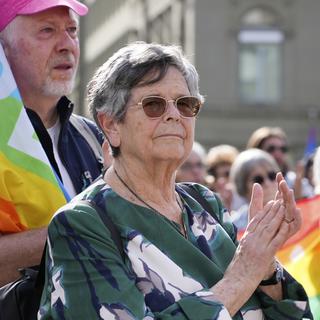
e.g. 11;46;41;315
39;43;312;319
205;144;244;211
246;127;313;199
229;149;280;235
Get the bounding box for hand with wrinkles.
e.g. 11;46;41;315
210;172;302;315
274;172;302;238
239;172;301;281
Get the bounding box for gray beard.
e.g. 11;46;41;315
41;76;75;97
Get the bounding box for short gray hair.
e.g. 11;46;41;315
230;148;280;198
87;42;204;155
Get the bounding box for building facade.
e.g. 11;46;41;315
77;0;320;161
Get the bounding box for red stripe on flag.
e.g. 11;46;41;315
0;197;27;233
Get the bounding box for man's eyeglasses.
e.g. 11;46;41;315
131;96;202;118
265;145;288;154
251;171;277;185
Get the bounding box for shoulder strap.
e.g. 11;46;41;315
34;242;47;293
69;114;104;165
36;198;125;291
178;183;222;224
78;199;125;261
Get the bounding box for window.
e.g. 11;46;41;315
238;7;284;104
149;8;172;44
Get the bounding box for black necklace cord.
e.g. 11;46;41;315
113;167;187;237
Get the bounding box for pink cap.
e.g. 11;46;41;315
0;0;88;32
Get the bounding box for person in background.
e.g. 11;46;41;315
247;126;313;199
229;148;280;235
39;42;312;319
303;153;315;194
206;144;245;212
0;0;103;286
313;147;320;195
176;141;207;184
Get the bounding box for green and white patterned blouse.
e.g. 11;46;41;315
39;179;312;319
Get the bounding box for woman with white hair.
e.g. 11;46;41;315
39;43;312;319
230;149;280;234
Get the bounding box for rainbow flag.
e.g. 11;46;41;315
277;195;320;318
0;44;68;233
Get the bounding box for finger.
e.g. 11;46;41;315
274;190;281;201
276;172;283;199
287;207;302;237
267;220;290;253
258;203;286;245
276;172;284;184
248;183;263;222
246;200;274;232
279;181;296;221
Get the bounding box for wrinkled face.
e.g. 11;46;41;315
176;150;206;184
261;137;288;171
3;6;79;102
112;67;196;168
246;163;278;204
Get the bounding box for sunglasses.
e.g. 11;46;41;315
265;145;288;153
251;171;277;185
132;95;202;118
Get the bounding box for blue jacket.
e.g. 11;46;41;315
26;96;104;194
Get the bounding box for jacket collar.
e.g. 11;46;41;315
25;96;74;125
56;96;74;125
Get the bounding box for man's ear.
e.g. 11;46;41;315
97;113;120;148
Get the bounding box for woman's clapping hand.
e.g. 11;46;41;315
236;172;301;284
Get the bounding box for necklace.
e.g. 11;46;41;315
113;168;187;237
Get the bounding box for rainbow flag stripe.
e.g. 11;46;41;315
277;195;320;318
0;44;67;233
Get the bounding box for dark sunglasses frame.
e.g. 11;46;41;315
265;145;288;153
251;171;277;185
134;95;202;118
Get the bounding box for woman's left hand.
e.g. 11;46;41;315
274;172;302;243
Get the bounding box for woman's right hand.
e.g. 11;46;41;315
234;183;288;284
209;183;289;316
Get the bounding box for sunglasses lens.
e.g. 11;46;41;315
266;146;276;153
268;171;277;181
141;97;166;118
141;96;201;118
176;96;201;117
252;171;277;184
266;145;288;153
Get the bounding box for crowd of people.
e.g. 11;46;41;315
177;129;319;235
0;0;316;319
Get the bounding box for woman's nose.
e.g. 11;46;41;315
163;100;181;121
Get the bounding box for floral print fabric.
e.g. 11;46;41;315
38;179;312;319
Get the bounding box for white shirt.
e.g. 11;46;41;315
47;119;77;198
